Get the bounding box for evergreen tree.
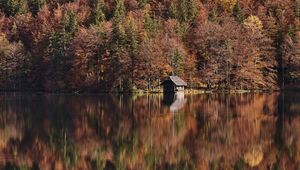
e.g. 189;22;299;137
173;49;184;77
187;0;197;22
110;0;130;90
113;0;125;24
143;5;160;38
168;2;178;19
0;0;28;16
178;0;188;22
138;0;148;8
233;0;244;23
127;15;139;87
27;0;47;16
112;0;126;45
62;11;78;36
47;11;78;90
47;29;70;87
90;0;106;24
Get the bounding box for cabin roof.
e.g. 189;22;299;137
162;76;187;86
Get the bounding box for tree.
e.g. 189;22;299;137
90;0;106;24
126;14;139;88
143;4;160;38
0;33;29;89
68;24;111;91
27;0;47;16
46;11;78;91
220;0;237;13
283;32;300;86
168;2;178;19
0;0;28;16
138;0;147;8
233;0;244;22
172;49;184;77
243;15;263;31
193;19;277;89
187;0;197;23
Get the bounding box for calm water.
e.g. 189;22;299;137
0;92;300;170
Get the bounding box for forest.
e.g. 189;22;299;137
0;0;300;92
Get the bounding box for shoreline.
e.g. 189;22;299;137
0;88;294;95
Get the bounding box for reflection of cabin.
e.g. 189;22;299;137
161;76;187;93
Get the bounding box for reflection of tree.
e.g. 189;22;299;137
1;92;300;169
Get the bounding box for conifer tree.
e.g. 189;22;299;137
110;0;130;90
173;49;184;77
233;0;244;22
47;11;78;90
90;0;106;24
138;0;148;8
178;0;188;22
0;0;28;16
187;0;197;22
112;0;126;45
62;11;78;36
143;5;160;38
27;0;47;16
127;15;139;87
168;2;178;19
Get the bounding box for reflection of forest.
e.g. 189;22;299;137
0;93;300;169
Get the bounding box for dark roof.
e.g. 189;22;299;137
162;76;187;86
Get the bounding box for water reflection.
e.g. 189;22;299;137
0;92;300;169
163;92;187;113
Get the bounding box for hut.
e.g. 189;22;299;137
161;76;187;93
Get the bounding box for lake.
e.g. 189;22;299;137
0;92;299;170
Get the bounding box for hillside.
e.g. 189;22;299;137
0;0;300;92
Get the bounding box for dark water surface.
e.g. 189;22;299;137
0;92;300;170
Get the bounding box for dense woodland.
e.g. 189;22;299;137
0;0;300;92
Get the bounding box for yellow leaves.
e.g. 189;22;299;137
220;0;237;12
0;32;7;44
243;15;263;31
243;146;263;167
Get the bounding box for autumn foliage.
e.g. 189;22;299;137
0;0;300;91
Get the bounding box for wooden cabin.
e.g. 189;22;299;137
161;76;187;93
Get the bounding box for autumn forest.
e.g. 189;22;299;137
0;0;300;92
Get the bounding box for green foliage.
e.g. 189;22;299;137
169;2;178;19
173;49;185;76
144;8;161;38
90;0;106;24
112;0;126;45
62;11;79;36
233;0;244;22
138;0;148;8
47;11;78;89
27;0;47;16
48;30;71;83
113;0;125;24
0;0;28;16
127;17;139;57
178;0;188;22
177;0;198;22
169;0;197;23
187;0;197;22
208;7;218;22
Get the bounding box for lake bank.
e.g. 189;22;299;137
0;88;284;95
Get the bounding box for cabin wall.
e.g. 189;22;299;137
163;83;185;92
163;83;176;92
